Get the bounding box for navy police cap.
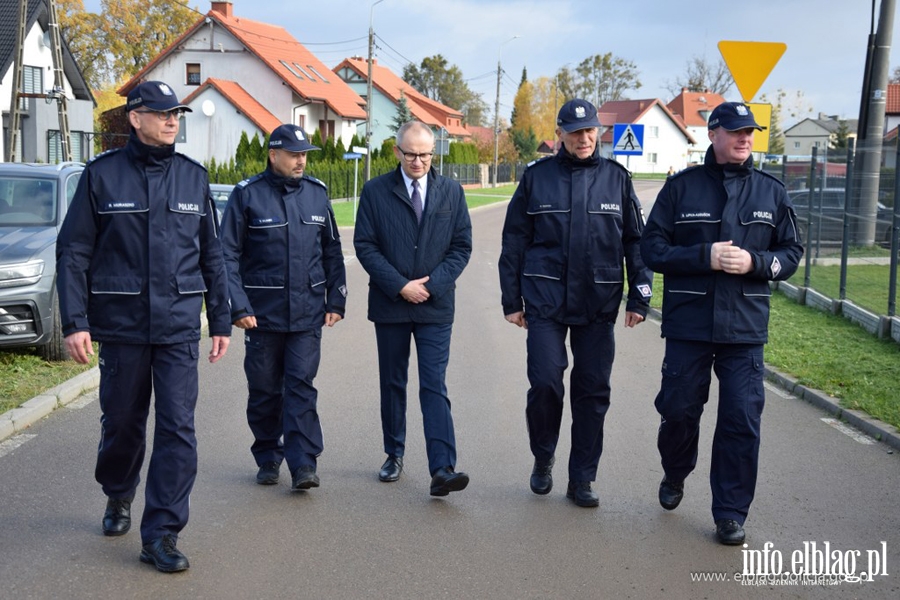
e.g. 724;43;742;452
268;124;320;153
126;81;192;113
708;102;765;131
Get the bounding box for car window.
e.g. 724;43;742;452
65;172;82;207
0;177;58;226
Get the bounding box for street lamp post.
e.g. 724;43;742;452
365;0;385;182
492;35;519;187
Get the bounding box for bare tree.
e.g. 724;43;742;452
664;56;734;97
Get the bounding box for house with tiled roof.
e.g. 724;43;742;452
333;56;469;149
597;98;696;173
117;1;366;163
666;88;726;164
0;0;95;162
783;114;858;158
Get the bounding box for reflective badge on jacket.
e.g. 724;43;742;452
97;200;147;213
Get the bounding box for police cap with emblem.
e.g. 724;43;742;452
268;124;320;153
708;102;765;131
557;98;601;133
126;81;192;113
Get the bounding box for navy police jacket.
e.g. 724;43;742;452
354;165;472;324
219;168;347;332
499;145;653;326
56;132;231;343
640;146;804;344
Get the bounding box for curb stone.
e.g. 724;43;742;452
1;366;100;443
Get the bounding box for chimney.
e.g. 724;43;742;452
211;1;233;18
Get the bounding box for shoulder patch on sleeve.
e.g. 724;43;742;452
755;168;786;188
236;175;261;189
602;157;633;178
175;152;208;171
86;148;121;165
667;164;702;181
526;155;553;169
304;175;327;189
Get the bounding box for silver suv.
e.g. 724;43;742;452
0;162;84;360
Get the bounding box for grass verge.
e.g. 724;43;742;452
0;348;97;414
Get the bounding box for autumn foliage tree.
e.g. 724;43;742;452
59;0;196;89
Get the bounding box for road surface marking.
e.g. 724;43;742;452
0;434;37;458
821;418;876;444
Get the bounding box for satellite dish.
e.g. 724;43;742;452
201;99;216;117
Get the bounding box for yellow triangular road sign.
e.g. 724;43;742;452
718;41;787;102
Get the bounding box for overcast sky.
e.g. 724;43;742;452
82;1;900;127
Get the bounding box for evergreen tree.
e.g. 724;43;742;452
392;91;414;134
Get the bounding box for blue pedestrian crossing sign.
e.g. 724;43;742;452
613;123;644;156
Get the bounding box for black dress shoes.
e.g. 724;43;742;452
102;496;132;536
530;456;554;495
140;534;190;573
430;466;469;496
378;455;403;482
566;481;599;507
715;519;746;545
291;465;320;491
658;477;684;510
256;461;280;485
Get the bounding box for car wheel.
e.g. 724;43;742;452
40;293;70;362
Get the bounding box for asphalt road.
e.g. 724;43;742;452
1;189;898;599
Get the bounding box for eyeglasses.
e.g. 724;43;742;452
397;147;434;162
134;110;184;121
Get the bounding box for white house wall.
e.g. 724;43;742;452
136;24;359;162
783;120;830;157
179;87;263;167
1;21;93;162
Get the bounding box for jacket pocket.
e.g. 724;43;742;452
593;266;623;284
177;275;207;294
90;276;142;295
243;274;285;289
309;265;326;288
523;258;564;280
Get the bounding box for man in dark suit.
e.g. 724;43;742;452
353;121;472;496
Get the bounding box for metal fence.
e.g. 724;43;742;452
763;139;900;335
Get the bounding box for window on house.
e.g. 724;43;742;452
318;120;335;139
48;130;88;163
793;142;800;149
280;60;303;79
307;65;329;83
647;126;659;138
175;114;186;144
814;141;820;148
20;65;43;110
297;115;306;129
186;63;201;86
647;152;657;164
293;63;315;81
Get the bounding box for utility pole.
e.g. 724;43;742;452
6;0;27;162
854;0;894;245
364;0;384;182
492;36;518;187
48;0;72;162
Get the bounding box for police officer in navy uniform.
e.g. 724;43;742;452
499;99;653;508
220;124;346;492
641;102;803;544
56;81;231;572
